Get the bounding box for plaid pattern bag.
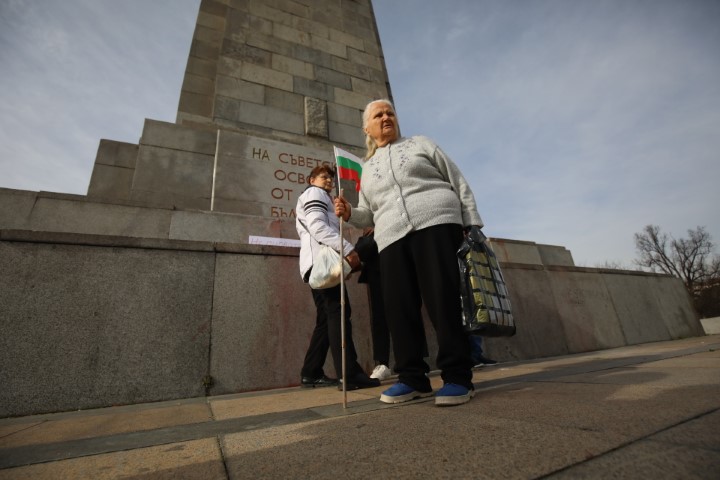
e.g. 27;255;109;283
457;227;516;337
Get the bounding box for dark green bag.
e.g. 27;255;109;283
457;227;516;337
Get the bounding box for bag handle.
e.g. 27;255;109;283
298;218;327;247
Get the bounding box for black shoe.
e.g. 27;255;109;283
473;356;497;367
338;372;381;391
301;375;339;388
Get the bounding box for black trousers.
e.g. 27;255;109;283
357;233;428;368
301;285;362;380
361;264;390;366
379;223;473;391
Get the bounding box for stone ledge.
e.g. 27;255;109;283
500;259;671;278
0;229;299;257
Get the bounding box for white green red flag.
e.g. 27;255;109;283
334;147;364;192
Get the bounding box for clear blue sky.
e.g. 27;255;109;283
1;0;719;268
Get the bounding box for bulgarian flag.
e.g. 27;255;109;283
334;147;364;192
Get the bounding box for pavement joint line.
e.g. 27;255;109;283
0;396;210;426
0;409;324;470
535;405;720;479
474;342;719;390
215;436;231;479
1;339;718;470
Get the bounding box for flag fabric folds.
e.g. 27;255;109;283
334;147;364;192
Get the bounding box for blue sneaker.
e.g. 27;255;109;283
379;382;433;404
435;383;475;406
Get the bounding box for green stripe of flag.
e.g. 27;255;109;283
334;147;364;192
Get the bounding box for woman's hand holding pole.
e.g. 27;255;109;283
334;195;351;221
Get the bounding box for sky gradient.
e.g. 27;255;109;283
1;0;718;268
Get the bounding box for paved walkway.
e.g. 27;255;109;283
1;335;719;479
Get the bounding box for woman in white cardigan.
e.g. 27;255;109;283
335;99;483;406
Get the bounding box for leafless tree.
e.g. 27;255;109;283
634;225;720;309
594;260;634;270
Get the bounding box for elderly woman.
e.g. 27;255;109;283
296;165;380;391
335;99;483;406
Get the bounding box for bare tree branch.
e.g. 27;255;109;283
634;224;720;299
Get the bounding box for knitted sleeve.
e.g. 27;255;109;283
426;138;484;228
348;188;375;228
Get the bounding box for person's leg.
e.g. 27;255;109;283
367;266;391;366
410;224;474;390
318;285;356;377
380;236;432;393
470;336;497;366
300;289;331;379
469;335;483;365
319;284;376;385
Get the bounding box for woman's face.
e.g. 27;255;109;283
310;171;335;193
365;102;398;147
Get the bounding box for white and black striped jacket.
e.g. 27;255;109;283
295;185;353;282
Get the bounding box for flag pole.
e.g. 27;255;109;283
334;148;348;409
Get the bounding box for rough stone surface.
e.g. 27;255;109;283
209;252;375;393
86;164;134;201
701;317;720;334
537;243;574;266
0;241;214;417
549;269;627;352
130;145;214;210
92;140;138;169
20;196;173;238
140;119;216;155
304;97;328;138
603;273;675;344
492;266;570;361
491;238;543;265
0;188;36;230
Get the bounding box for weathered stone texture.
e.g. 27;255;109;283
265;87;304;113
293;76;333;101
271;53;314;79
0;240;214;417
178;91;214;117
215;75;264;103
140;120;216;154
304;97;328;138
87;164;134;201
328;121;363;148
328;102;362;127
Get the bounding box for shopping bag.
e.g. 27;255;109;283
308;245;351;289
457;226;516;336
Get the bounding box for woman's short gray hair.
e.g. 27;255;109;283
362;99;397;159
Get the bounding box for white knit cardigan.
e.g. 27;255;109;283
349;135;483;252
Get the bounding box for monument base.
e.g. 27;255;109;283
0;189;704;417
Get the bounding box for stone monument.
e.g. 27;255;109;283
86;0;386;219
0;0;703;417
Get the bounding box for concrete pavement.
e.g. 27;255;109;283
1;335;719;479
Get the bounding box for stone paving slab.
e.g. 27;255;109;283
549;433;719;479
209;384;384;420
1;336;718;479
0;401;212;449
220;398;630;479
0;438;225;480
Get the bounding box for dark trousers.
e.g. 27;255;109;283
301;285;362;380
357;233;428;368
380;224;473;391
365;266;429;365
364;267;391;366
